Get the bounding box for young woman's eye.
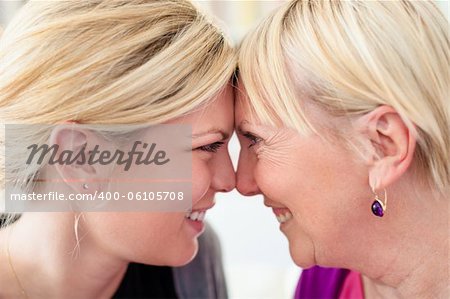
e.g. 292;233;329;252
243;132;262;148
196;141;224;153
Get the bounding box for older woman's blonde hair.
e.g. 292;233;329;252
0;0;235;223
239;0;449;192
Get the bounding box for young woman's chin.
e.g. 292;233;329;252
136;237;199;267
169;243;199;267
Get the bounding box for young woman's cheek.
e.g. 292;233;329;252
191;157;211;205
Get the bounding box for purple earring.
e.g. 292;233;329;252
371;189;387;217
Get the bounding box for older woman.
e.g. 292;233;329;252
0;0;235;298
236;0;449;298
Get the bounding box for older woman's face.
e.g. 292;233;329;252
84;85;235;266
234;85;371;268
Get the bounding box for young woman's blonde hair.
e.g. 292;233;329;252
238;0;449;192
0;0;236;225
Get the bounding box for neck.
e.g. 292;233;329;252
0;212;128;299
361;186;449;299
362;254;448;299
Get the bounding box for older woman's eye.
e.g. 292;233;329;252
243;132;262;148
196;141;224;153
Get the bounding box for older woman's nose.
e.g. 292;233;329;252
211;152;236;193
236;154;260;196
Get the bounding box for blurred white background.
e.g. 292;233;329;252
1;1;449;299
206;137;301;299
194;2;302;298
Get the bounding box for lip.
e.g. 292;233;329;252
264;198;293;227
184;203;215;236
271;207;292;216
188;203;215;213
185;217;205;235
264;199;290;213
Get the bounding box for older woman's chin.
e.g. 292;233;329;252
288;238;316;269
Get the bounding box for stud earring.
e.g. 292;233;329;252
82;183;89;190
371;188;387;217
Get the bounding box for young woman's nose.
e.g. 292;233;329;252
211;152;236;193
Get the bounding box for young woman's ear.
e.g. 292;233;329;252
47;124;111;194
355;105;417;190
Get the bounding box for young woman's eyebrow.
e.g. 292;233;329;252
192;129;229;140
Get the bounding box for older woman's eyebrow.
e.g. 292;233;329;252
192;129;229;140
236;121;250;135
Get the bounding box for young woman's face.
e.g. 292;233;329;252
84;85;235;266
234;85;374;269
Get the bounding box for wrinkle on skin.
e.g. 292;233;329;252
255;129;301;168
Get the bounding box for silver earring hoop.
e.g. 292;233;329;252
82;183;89;190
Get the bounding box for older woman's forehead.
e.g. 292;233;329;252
234;92;252;126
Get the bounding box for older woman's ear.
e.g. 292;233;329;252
355;105;417;190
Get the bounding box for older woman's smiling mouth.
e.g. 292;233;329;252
264;200;293;224
272;208;293;224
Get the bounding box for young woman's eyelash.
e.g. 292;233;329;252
243;132;262;148
197;141;224;153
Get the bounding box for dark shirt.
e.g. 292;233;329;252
113;222;227;299
113;264;177;299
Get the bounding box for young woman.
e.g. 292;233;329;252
0;0;236;298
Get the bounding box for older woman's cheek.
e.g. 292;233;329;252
253;154;296;201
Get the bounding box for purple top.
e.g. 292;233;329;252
294;266;350;299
